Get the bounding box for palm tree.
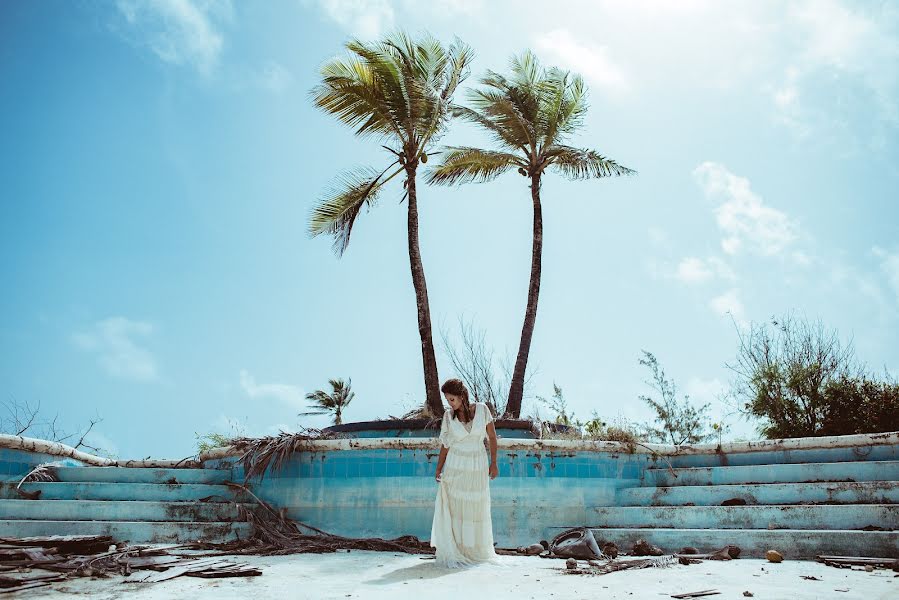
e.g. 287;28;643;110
309;33;473;417
428;51;635;418
301;378;355;426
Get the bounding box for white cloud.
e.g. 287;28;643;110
256;61;293;93
316;0;394;38
693;162;798;257
780;1;899;129
239;370;306;411
684;376;726;405
873;246;899;302
535;29;628;93
115;0;232;75
72;317;159;382
674;256;736;285
675;257;713;283
709;288;747;326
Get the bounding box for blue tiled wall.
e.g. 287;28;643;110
238;447;651;546
0;448;84;481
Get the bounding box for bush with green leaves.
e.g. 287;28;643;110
729;314;899;438
638;351;719;445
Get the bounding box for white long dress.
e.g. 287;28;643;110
430;402;499;568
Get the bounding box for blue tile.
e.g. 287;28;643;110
372;463;387;477
347;462;360;477
299;463;311;478
577;464;589;478
400;462;414;477
359;463;373;477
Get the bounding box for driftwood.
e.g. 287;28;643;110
0;535;260;593
816;555;899;570
670;591;720;599
563;555;677;576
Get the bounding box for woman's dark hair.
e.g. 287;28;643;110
441;378;473;422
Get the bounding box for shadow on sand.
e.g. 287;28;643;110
364;558;468;585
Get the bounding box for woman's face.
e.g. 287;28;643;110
444;393;463;410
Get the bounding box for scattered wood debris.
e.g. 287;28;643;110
562;555;677;576
816;555;899;571
0;534;260;594
670;590;720;599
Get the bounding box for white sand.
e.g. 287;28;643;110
28;551;897;600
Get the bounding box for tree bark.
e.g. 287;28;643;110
507;174;543;418
405;164;443;415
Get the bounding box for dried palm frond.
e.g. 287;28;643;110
231;429;343;483
17;462;62;487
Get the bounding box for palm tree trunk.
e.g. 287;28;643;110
507;174;543;418
405;165;443;415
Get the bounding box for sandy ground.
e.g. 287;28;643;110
25;551;897;600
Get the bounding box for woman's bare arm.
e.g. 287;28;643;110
435;445;448;481
486;421;498;479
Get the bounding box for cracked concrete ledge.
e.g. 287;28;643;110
198;431;899;461
4;431;897;466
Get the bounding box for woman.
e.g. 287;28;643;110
430;378;500;568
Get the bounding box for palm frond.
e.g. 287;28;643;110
308;165;399;256
427;147;521;186
312;57;400;140
538;70;587;148
468;88;536;149
451;104;528;151
545;145;636;180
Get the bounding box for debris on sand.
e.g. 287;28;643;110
563;555;677;576
601;542;619;559
632;538;665;556
766;550;784;563
0;535;260;594
817;555;899;571
548;528;602;560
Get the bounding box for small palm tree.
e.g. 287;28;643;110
309;32;473;416
428;51;635;418
301;378;355;426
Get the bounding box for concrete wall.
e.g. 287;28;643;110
204;433;899;547
232;446;650;545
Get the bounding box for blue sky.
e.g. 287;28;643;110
1;0;897;458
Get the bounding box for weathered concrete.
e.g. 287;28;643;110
0;499;248;522
2;482;252;503
580;528;899;559
590;504;899;530
51;467;232;485
0;519;251;543
645;460;899;487
618;480;899;506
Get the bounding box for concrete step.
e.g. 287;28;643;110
51;466;233;485
663;445;898;468
590;505;899;531
1;482;252;503
645;460;899;487
573;528;899;559
0;519;252;544
617;481;899;507
0;499;252;522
